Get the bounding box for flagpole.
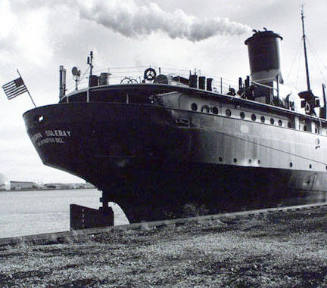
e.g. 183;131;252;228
16;69;36;107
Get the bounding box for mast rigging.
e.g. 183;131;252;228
301;6;311;92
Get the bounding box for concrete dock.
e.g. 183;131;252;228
1;205;327;287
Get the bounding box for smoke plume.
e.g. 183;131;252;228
78;0;251;42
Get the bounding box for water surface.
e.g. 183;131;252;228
0;189;128;238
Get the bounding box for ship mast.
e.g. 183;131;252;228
301;6;311;92
298;7;320;116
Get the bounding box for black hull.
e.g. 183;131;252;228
23;102;327;222
97;164;327;222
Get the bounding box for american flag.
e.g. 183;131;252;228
2;77;28;100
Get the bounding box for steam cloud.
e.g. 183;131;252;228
78;0;251;42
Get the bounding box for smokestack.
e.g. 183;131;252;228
238;77;242;89
189;74;198;88
199;76;206;90
207;78;213;91
245;30;283;85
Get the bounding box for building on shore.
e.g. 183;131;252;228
10;181;38;191
0;175;95;191
42;182;95;189
0;173;10;191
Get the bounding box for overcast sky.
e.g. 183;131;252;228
0;0;326;183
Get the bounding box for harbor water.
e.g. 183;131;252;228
0;189;129;238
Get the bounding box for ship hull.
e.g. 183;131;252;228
23;102;327;222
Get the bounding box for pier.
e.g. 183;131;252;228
1;204;327;287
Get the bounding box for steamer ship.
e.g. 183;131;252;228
23;13;327;224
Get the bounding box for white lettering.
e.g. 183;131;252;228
44;130;71;137
45;130;55;137
37;137;65;147
37;138;55;146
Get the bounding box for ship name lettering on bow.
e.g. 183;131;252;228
45;130;71;137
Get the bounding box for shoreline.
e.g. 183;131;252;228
0;187;96;193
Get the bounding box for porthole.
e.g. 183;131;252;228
270;118;275;125
290;162;293;168
212;106;218;114
261;116;265;123
201;105;210;113
240;112;245;119
278;120;283;126
191;103;198;111
251;114;256;121
225;109;231;117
